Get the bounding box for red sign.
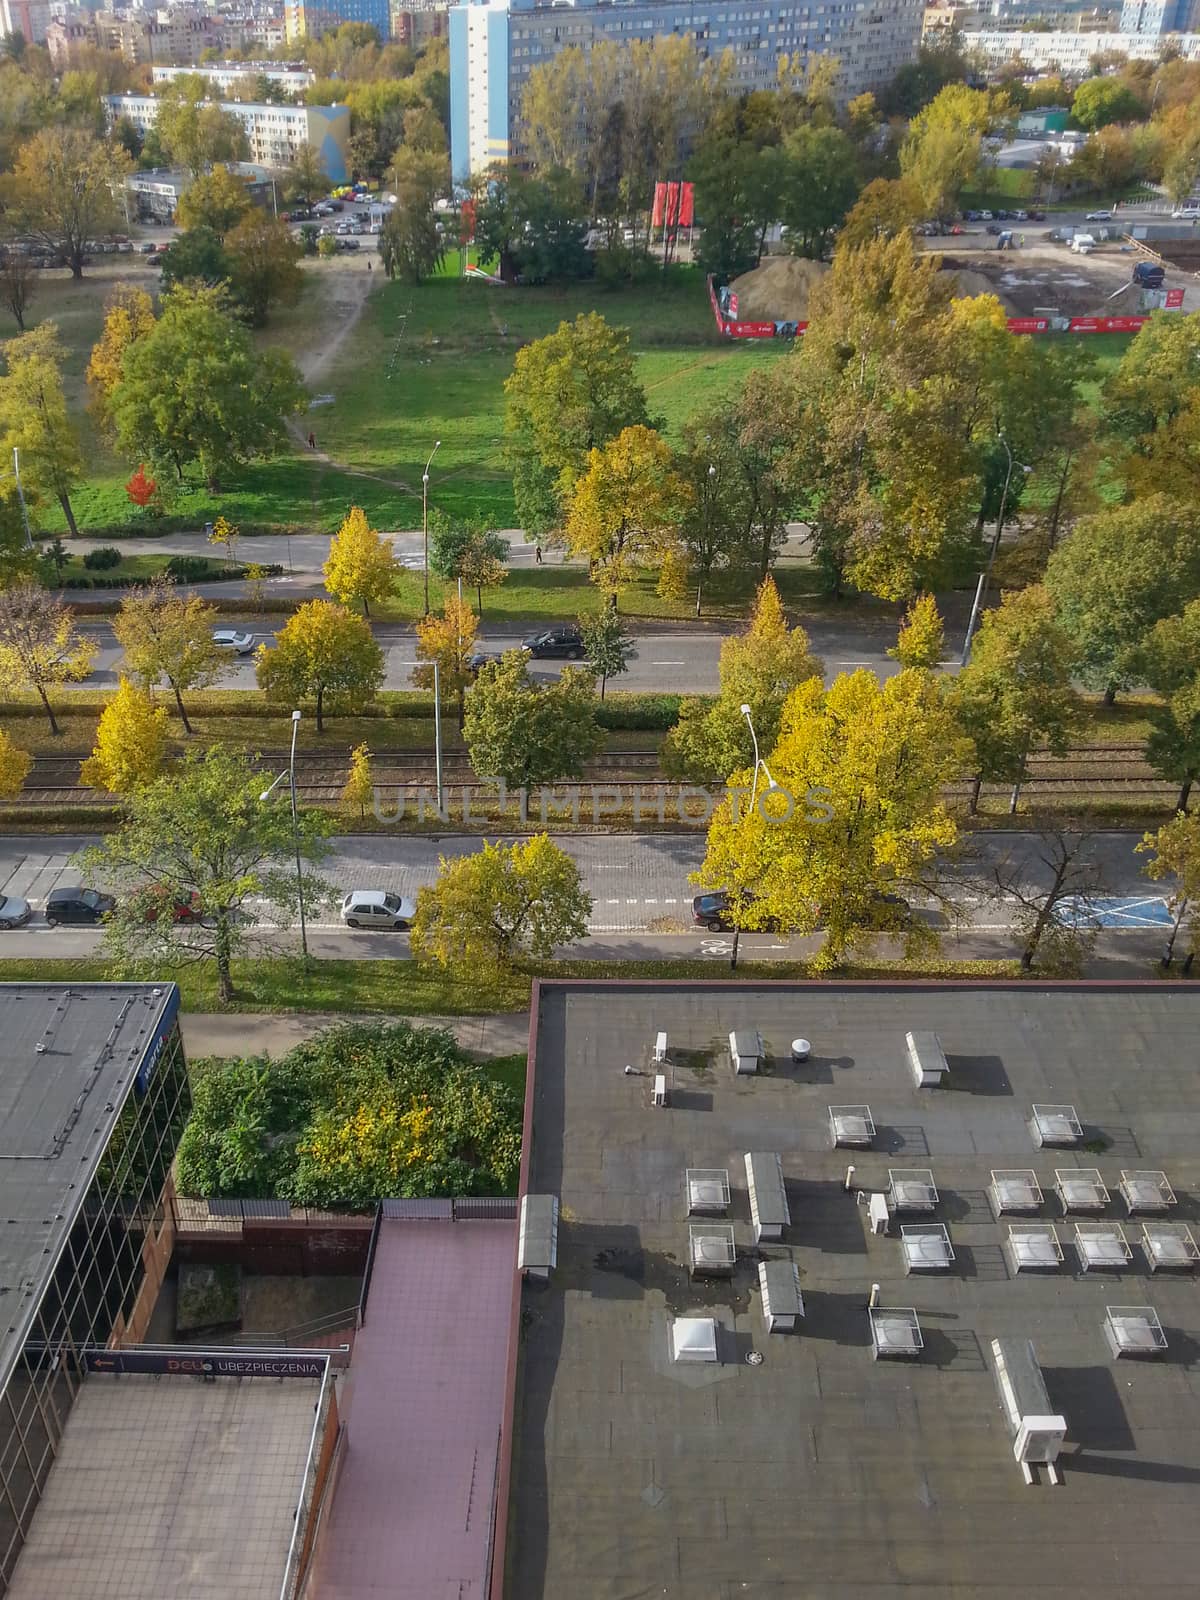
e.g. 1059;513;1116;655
652;181;695;229
1006;317;1049;334
726;320;778;339
727;292;739;319
459;198;476;245
1166;288;1185;309
1068;315;1149;334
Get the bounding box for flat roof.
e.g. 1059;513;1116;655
506;982;1200;1599
7;1372;321;1600
0;984;179;1392
312;1213;516;1599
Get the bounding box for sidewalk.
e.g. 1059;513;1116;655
179;1009;528;1060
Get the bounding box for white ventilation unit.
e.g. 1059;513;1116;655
1054;1168;1109;1213
744;1151;789;1242
1074;1221;1133;1272
1030;1104;1083;1148
870;1306;922;1360
758;1259;804;1332
1118;1169;1176;1215
869;1192;890;1235
888;1168;938;1213
518;1194;559;1279
901;1223;954;1273
686;1167;731;1215
905;1030;949;1087
989;1169;1043;1216
1006;1222;1064;1273
653;1031;668;1064
671;1316;718;1364
989;1338;1067;1485
1104;1305;1167;1359
729;1028;764;1076
1141;1221;1199;1272
829;1105;875;1149
689;1223;736;1276
652;1073;668;1107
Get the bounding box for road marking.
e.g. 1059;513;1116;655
606;898;620;905
652;660;686;665
644;898;657;904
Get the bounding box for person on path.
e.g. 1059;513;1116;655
367;258;372;272
534;544;543;565
307;432;316;450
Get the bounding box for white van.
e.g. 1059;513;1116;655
1070;233;1096;255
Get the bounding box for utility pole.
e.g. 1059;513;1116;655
422;439;441;615
961;435;1030;665
432;660;443;815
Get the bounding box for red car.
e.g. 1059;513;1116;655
133;886;203;924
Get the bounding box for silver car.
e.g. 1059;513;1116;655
0;895;31;930
212;629;255;655
341;890;417;930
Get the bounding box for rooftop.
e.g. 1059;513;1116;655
506;981;1200;1599
0;983;179;1392
6;1371;322;1600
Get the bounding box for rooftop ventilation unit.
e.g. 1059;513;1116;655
671;1316;718;1364
518;1194;559;1279
1118;1169;1176;1215
686;1167;731;1215
901;1223;954;1272
989;1338;1067;1485
888;1168;938;1213
758;1259;804;1332
729;1028;764;1076
1141;1220;1199;1272
653;1031;669;1064
744;1151;789;1242
1054;1168;1109;1213
1074;1221;1132;1272
905;1029;948;1088
689;1222;736;1277
989;1170;1044;1216
870;1306;922;1360
1030;1104;1083;1148
829;1105;875;1149
652;1073;669;1108
1006;1221;1064;1273
1104;1305;1167;1359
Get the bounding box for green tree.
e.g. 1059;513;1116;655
564;425;682;602
154;75;249;174
673;414;760;615
687;133;784;278
79;675;170;795
1101;311;1200;498
1138;599;1200;812
890;594;945;669
472;165;590;284
284;142;329;205
951;586;1080;814
578;607;632;699
227;209;303;326
257;599;384;733
1045;496;1200;703
323;505;397;617
698;668;968;968
0;323;83;536
899;83;1012;217
174;163;252;239
0;580;95;734
779;124;860;259
1138;810;1200;964
412;835;592;972
0;124;128;279
1072;76;1147;131
428;514;508;614
464;651;603;788
0;247;36;331
379;146;445;284
112;575;223;734
158;225;233;296
412;593;478;727
79;747;331;1003
111;284;305;490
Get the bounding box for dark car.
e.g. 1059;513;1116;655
691;890;780;933
466;649;500;675
986;223;1003;236
522;625;585;660
45;887;116;927
1027;209;1046;222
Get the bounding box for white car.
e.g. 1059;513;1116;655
341;890;417;930
1086;209;1113;222
1172;206;1200;220
211;629;255;655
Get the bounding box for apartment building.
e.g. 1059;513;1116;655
1120;0;1200;31
90;6;222;65
283;0;392;41
152;58;316;92
971;25;1200;68
0;0;50;44
105;90;352;179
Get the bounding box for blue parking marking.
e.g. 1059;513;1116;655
1059;896;1173;930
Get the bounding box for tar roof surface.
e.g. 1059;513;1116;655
0;984;177;1391
506;983;1200;1599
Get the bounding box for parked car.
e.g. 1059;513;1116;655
1172;206;1200;220
1027;209;1046;222
44;887;115;927
1011;209;1028;222
337;237;360;251
138;241;157;254
466;648;500;675
341;890;417;930
978;210;994;221
1086;209;1113;222
211;629;255;655
963;210;980;221
0;895;31;931
521;625;585;660
691;890;780;933
130;885;203;924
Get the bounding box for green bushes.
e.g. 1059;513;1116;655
175;1020;522;1207
165;555;284;583
595;692;686;731
83;546;121;570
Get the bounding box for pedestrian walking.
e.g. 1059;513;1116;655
1019;232;1026;248
367;258;372;272
534;544;543;565
307;432;316;450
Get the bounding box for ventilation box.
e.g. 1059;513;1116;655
905;1030;948;1087
744;1151;789;1242
989;1338;1068;1485
518;1194;559;1279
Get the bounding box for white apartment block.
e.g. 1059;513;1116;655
972;27;1200;70
152;59;316;93
104;92;351;179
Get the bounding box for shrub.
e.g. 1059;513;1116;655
83;546;122;571
596;692;688;731
165;554;219;582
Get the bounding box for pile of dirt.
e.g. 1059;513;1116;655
939;261;1016;313
730;255;828;321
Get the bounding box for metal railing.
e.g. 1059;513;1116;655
227;1307;359;1347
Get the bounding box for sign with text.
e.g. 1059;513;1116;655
84;1348;328;1379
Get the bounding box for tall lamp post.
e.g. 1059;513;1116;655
726;702;778;971
422;439;442;616
961;434;1031;665
259;709;308;960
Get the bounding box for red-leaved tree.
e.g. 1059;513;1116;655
125;463;157;509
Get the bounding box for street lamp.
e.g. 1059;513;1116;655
259;709;308;960
961;435;1031;665
697;463;717;617
0;449;32;549
728;702;779;972
422;439;442;616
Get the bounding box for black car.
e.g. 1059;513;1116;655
691;890;780;933
1027;210;1046;222
521;625;585;660
44;887;116;927
466;649;501;675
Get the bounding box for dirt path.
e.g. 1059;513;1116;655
296;257;379;388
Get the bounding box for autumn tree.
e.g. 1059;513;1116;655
175;163;252;239
125;464;157;511
87;284;156;431
285;142;330;205
78;747;331;1003
207;514;239;568
1138;810;1200;966
838;177;924;248
412;594;478;726
342;742;375;821
323;505;398;617
464;652;603;788
698;669;969;968
951;586;1079;814
0;248;36;331
1138;599;1200;812
0;125;128;279
112;576;224;734
0;324;83;536
0;581;95;733
79;676;170;795
1101;312;1200;499
890;594;945;669
565;426;682;602
664;576;824;783
428;513;508;614
154;75;248;175
0;727;32;799
411;835;592;973
258;600;384;732
899;82;1013;218
578;608;632;699
226;210;304;326
378;147;445;284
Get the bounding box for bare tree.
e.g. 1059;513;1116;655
0;250;36;331
0;581;96;735
988;829;1107;974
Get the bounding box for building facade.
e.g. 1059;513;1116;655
449;0;924;183
105;90;352;179
0;0;50;44
0;984;190;1592
92;6;222;65
390;0;447;46
1120;0;1200;31
152;58;316;93
971;24;1200;67
284;0;392;41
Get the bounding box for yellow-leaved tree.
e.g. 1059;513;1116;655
889;593;945;669
323;506;398;617
342;742;375;821
696;668;969;968
564;425;683;605
0;727;32;798
412;593;478;726
86;284;157;431
80;677;170;795
0;582;95;735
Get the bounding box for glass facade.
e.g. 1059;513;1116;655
0;1022;190;1593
